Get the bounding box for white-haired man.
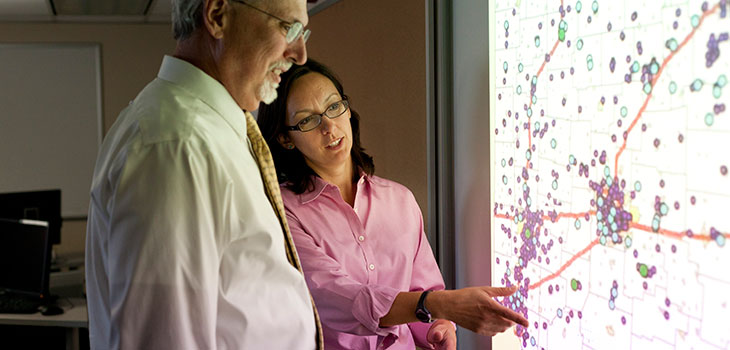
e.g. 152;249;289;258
85;0;321;348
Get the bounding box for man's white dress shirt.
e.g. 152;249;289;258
85;55;316;349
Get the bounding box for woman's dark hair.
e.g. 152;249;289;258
257;58;374;194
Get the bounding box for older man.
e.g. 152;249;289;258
85;0;321;348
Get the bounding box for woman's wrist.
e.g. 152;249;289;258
425;290;449;320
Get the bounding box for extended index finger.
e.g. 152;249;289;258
489;300;529;327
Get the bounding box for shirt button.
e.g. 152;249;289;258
358;235;365;242
369;264;375;270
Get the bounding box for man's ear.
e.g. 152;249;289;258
203;0;229;39
277;134;295;149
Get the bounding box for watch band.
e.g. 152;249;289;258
415;290;433;323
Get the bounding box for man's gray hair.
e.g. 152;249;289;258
172;0;205;40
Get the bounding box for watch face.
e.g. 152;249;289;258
415;308;432;323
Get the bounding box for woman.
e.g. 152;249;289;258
257;59;527;350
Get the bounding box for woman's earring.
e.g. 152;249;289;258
286;144;295;149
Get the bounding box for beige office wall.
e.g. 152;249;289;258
0;0;430;253
0;22;177;255
304;0;430;229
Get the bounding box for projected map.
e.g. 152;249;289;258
490;0;729;349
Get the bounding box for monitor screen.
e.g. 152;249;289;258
0;219;51;298
0;189;61;245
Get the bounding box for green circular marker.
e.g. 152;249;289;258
559;28;566;41
525;228;532;239
621;106;628;117
639;263;648;278
669;81;677;94
705;113;714;126
571;279;579;291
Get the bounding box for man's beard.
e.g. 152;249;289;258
259;60;293;105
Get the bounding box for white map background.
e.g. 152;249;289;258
490;0;729;349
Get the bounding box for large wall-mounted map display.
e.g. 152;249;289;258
490;0;728;349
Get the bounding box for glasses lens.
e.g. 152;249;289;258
286;22;304;43
302;29;311;43
299;115;322;132
324;100;348;119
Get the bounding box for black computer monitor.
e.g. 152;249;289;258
0;190;61;245
0;219;52;299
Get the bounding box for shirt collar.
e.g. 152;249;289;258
298;170;387;205
157;55;247;140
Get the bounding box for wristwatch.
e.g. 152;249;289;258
415;290;433;323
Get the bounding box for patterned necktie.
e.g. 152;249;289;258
245;111;324;350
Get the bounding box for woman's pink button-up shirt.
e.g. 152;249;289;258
281;174;446;350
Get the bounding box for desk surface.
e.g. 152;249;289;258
0;297;87;328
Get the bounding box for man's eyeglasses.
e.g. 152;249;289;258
286;99;350;132
230;0;311;44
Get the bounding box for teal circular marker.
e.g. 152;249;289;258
621;106;628;117
503;175;508;185
518;63;524;72
523;183;528;191
718;75;727;87
634;181;641;191
705;113;714;126
692;79;703;91
666;38;678;51
592;0;599;13
551;138;557;149
526;197;532;207
576;1;582;12
577;39;584;50
502;159;506;167
517;85;522;95
643;83;652;94
575;219;581;229
604;166;610;177
503;62;508;73
713;85;722;99
527;108;533;117
632;61;640;73
532;76;538;85
650;62;659;75
717;234;726;247
569;154;576;164
532;95;537;104
504;20;509;30
534;121;540;131
597;197;604;206
625;236;632;248
652;216;660;231
660;203;669;216
526;150;532;160
535;36;541;48
669;81;677;94
600;235;607;245
587;60;594;71
691;15;699;28
552;180;558;190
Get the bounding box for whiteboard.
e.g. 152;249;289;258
0;43;102;218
